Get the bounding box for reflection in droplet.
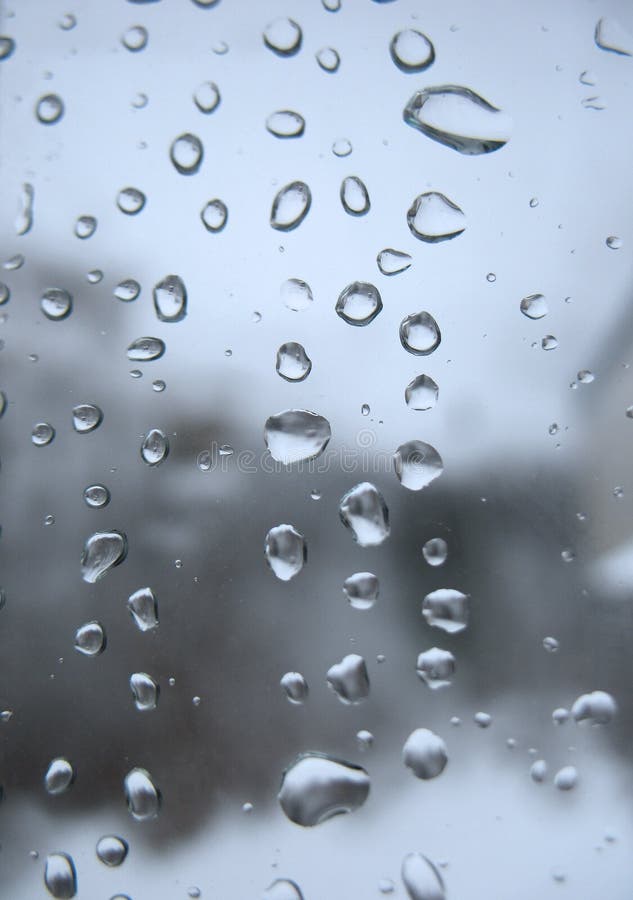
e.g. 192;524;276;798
263;18;302;56
124;767;161;820
416;648;455;689
96;835;128;868
266;110;305;138
81;531;127;583
32;423;55;446
339;482;390;547
402;852;446;900
44;852;77;899
117;187;145;215
270;182;311;231
422;588;469;633
281;278;313;311
407;192;465;242
405;375;439;411
130;672;159;711
571;690;617;725
122;25;148;51
170;133;204;175
41;288;72;321
336;282;382;325
340;176;370;216
153;274;187;322
114;279;141;302
44;758;75;795
404;85;511;154
390;29;435;73
264;409;331;464
377;248;412;276
278;753;370;826
595;17;633;56
520;293;548;319
15;183;34;235
127;586;159;631
127;337;165;362
400;312;441;355
394;440;443;490
327;653;370;704
422;537;448;566
193;81;221;113
316;47;340;72
74;216;97;239
280;672;309;704
276;342;312;381
74;621;106;656
265;524;306;581
554;765;578;791
36;94;64;124
343;572;379;610
403;728;448;779
72;403;102;433
201;199;228;232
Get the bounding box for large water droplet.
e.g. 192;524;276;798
36;94;64;124
44;758;75;795
201;199;228;232
554;765;578;791
339;482;390;547
130;672;159;711
401;852;445;900
263;18;302;56
263;879;304;900
422;537;447;566
122;25;148;51
405;375;439;410
278;753;370;826
520;293;548;319
124;767;161;820
114;279;141;302
595;17;633;56
116;187;145;215
41;288;72;321
400;312;441;355
72;403;103;434
74;620;106;656
127;586;158;631
266;110;305;138
153;274;187;322
416;648;455;689
193;81;221;113
127;337;165;362
340;176;370;216
316;47;340;72
280;672;309;704
336;281;382;325
265;524;306;581
377;248;412;276
264;409;331;463
394;440;443;490
32;423;55;446
571;690;617;725
15;182;34;235
276;342;312;381
403;728;448;779
96;835;128;867
170;133;203;174
81;531;127;583
422;588;469;633
271;182;311;231
343;572;379;610
404;85;511;154
407;192;465;242
390;29;435;73
44;853;77;899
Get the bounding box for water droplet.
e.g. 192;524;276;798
81;531;127;583
193;80;220;113
114;279;141;302
130;672;159;711
72;403;102;433
403;728;448;779
44;852;77;899
0;391;6;418
340;176;370;216
361;403;370;416
339;482;390;547
343;572;379;610
44;513;56;527
405;374;439;410
553;707;569;725
4;253;24;270
96;835;128;867
74;620;106;656
153;274;187;322
423;537;448;567
41;288;72;321
316;47;340;72
407;192;465;242
404;85;511;154
187;889;202;900
199;198;228;233
117;187;145;215
276;342;312;381
127;587;158;632
390;29;435;73
0;36;16;60
561;548;575;563
280;672;309;704
86;269;103;284
422;588;469;634
474;711;492;728
152;379;166;393
595;17;632;56
281;278;313;311
520;293;548;319
74;215;97;239
379;879;395;894
124;767;161;820
327;654;369;704
270;182;311;231
266;110;305;138
394;440;443;491
170;133;203;175
122;24;148;51
401;853;445;900
265;524;306;581
15;182;34;235
36;94;64;124
579;70;597;85
354;730;373;753
377;248;412;276
278;752;370;826
32;422;55;447
59;14;76;31
606;235;622;249
264;409;331;464
263;18;302;56
0;282;9;304
336;281;382;326
44;758;75;795
530;759;548;783
554;765;578;791
127;337;165;362
542;335;558;351
263;879;304;900
416;648;455;689
571;691;617;725
332;138;353;157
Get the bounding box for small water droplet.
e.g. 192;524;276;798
606;235;622;249
474;711;492;728
187;889;202;900
4;253;24;270
263;879;304;900
270;182;311;231
0;36;16;60
36;94;64;124
332;138;352;157
340;176;370;216
571;691;617;725
405;375;439;411
377;248;411;276
0;282;9;304
407;192;465;242
153;274;187;322
280;672;309;704
126;336;165;362
86;269;103;284
378;878;395;894
336;281;382;325
264;409;331;464
193;80;220;113
327;654;370;704
81;531;127;582
96;835;128;867
403;728;448;779
390;29;435;72
595;17;632;56
131;92;148;109
278;752;370;826
127;587;158;632
520;293;548;319
124;767;161;820
422;537;448;567
339;482;390;547
394;440;443;490
416;647;455;689
422;588;469;633
41;288;72;321
542;335;558;351
74;620;106;656
554;765;578;791
266;110;305;138
44;513;56;527
130;672;159;711
343;572;379;610
170;132;203;175
276;342;312;381
263;18;302;56
117;187;145;215
281;278;313;311
265;524;306;581
32;422;55;446
401;853;445;900
72;403;102;433
59;13;76;31
74;215;97;239
356;730;374;752
316;47;340;72
44;852;77;899
114;279;141;302
122;25;148;51
553;707;569;725
15;182;34;235
486;272;497;283
200;199;228;232
44;758;75;796
361;403;370;416
530;759;548;783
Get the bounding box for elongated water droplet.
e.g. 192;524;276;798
263;879;304;900
130;672;159;711
127;587;158;631
74;215;97;239
96;836;128;867
571;690;617;725
340;176;370;216
153;274;186;322
422;588;469;633
520;293;548;319
271;182;311;231
170;133;203;174
554;765;578;791
32;423;55;446
280;672;308;704
117;187;145;215
72;403;102;434
81;531;127;583
401;852;445;900
339;482;390;547
126;337;165;362
114;279;141;302
403;728;448;779
264;409;331;463
407;192;465;242
404;85;511;154
276;342;312;381
74;620;106;655
41;288;72;321
405;375;439;410
263;18;302;56
278;753;370;826
193;80;220;113
0;36;16;60
416;648;455;689
377;248;411;276
265;524;306;581
336;281;382;325
122;25;148;51
316;47;340;72
390;29;435;73
201;199;228;232
327;653;369;704
422;537;447;566
44;853;77;899
394;440;443;490
266;110;305;138
400;312;441;355
281;278;313;310
124;767;160;820
595;17;633;56
15;183;34;235
36;94;64;124
44;758;75;795
343;572;379;610
530;759;548;783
